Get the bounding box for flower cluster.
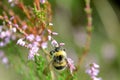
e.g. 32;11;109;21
1;0;76;76
0;25;16;47
86;63;102;80
16;27;61;60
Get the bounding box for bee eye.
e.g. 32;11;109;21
50;50;55;55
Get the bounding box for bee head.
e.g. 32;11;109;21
50;47;65;55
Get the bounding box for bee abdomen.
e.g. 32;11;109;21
54;66;66;70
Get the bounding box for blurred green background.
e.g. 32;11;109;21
0;0;120;80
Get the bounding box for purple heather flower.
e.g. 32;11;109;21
8;21;12;25
4;37;10;44
0;31;6;39
67;58;76;74
28;52;34;60
26;34;35;42
22;25;27;30
48;35;52;41
86;63;102;80
8;0;13;3
28;46;39;60
14;24;19;28
17;38;25;46
11;27;16;32
49;23;53;26
31;46;39;53
59;43;65;46
10;16;14;21
40;0;46;4
35;35;41;42
91;76;102;80
32;41;39;47
5;30;11;37
0;42;5;47
52;32;58;35
51;40;58;47
41;42;48;49
2;57;8;64
27;44;32;49
47;29;52;34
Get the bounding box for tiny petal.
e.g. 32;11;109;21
52;32;58;35
28;51;35;60
0;42;5;47
92;63;100;68
67;58;76;74
92;77;102;80
51;40;58;47
10;16;14;20
8;21;12;25
14;24;19;28
47;29;52;34
48;35;52;41
49;23;53;26
35;35;41;42
26;34;35;42
22;25;27;30
41;42;48;49
17;38;26;46
1;31;6;38
27;44;32;48
2;57;8;64
12;28;16;32
59;43;65;46
4;37;10;44
8;0;13;3
5;31;11;37
32;41;39;47
31;46;39;53
40;0;46;4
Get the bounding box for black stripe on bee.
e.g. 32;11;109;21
54;66;66;70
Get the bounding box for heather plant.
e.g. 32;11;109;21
0;0;103;80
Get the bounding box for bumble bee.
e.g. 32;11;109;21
50;47;67;71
